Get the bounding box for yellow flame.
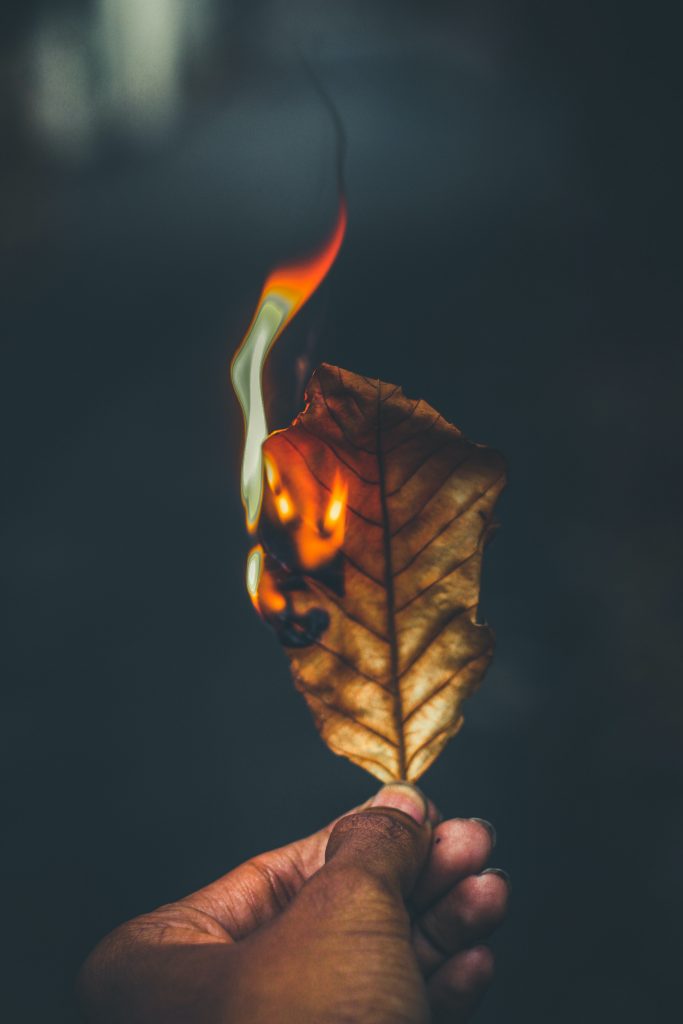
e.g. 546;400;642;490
231;200;347;533
245;545;263;599
324;474;347;534
246;543;286;616
261;454;348;573
275;493;294;522
264;452;296;524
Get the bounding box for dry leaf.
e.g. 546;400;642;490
258;364;506;782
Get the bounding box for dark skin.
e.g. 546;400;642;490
79;784;509;1023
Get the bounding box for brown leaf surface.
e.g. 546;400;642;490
261;364;506;782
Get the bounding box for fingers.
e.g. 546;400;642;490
428;945;495;1023
413;868;509;975
179;784;431;941
412;817;496;911
177;786;490;953
324;784;432;898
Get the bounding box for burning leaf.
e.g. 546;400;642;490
254;364;506;782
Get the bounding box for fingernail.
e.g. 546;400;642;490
370;783;429;825
480;867;511;889
469;818;497;848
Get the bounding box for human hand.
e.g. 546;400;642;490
79;784;509;1023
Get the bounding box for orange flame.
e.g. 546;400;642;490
245;461;348;618
259;197;347;325
264;452;296;525
263;452;348;572
231;199;347;533
232;198;347;616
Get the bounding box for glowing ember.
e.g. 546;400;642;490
231;200;347;534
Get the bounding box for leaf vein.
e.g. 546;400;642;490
307;578;390;646
337;365;368;419
380;383;401;404
395;547;479;613
279;434;382;527
383;412;442;455
297;423;378;484
393;471;505;577
304;690;398;748
309;637;387;685
390;452;475;537
397;603;479;680
319;373;376;454
402;651;490;725
343;552;385;588
380;399;420;439
405;724;454;772
384;438;454;497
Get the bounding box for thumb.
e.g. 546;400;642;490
324;783;432;898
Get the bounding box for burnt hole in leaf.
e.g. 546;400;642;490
256;544;341;648
259;520;345;598
308;551;345;597
271;606;330;648
259;517;299;572
277;575;308;594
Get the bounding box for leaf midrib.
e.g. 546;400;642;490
376;381;407;780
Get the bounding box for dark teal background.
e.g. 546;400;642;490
2;2;681;1020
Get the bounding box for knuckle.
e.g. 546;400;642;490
78;923;137;1008
323;861;386;899
441;946;495;1000
455;894;482;933
242;856;297;913
418;914;452;957
461;945;495;990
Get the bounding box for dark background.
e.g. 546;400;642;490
2;2;682;1021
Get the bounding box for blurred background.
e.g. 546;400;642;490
2;1;682;1021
